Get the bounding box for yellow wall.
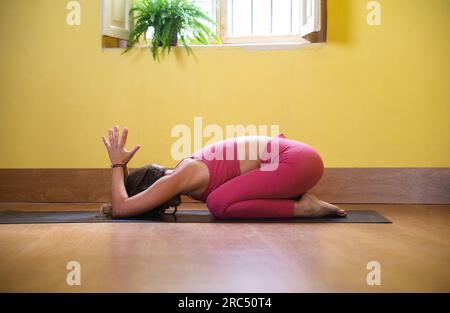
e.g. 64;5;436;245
0;0;449;168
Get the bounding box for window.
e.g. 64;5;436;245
102;0;326;48
197;0;324;44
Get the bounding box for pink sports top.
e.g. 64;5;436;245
188;138;241;202
188;134;286;202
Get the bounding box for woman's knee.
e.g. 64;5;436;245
206;193;229;219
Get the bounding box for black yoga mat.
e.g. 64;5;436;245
0;210;391;224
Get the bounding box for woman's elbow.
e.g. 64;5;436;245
111;204;126;219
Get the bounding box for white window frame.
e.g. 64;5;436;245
215;0;321;45
102;0;133;40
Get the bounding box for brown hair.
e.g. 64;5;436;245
125;164;166;197
100;164;180;218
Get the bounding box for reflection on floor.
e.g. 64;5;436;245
0;203;449;292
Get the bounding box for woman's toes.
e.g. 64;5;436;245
332;205;347;217
336;208;347;217
319;201;347;217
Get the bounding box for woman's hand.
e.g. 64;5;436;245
102;126;141;165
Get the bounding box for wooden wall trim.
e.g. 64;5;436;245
0;169;111;203
309;168;450;204
0;168;449;204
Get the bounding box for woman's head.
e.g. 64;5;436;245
125;164;181;215
125;164;166;197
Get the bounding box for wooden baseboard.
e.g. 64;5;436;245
309;168;450;204
0;168;449;204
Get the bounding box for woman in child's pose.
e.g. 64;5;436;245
102;126;347;219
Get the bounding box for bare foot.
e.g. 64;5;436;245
294;193;347;218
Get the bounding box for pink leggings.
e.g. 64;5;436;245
206;138;324;219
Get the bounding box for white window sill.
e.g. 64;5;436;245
103;41;325;52
188;41;325;51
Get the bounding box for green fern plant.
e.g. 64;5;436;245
124;0;220;60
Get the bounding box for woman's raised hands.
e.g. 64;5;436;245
102;126;141;165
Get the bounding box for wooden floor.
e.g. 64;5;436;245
0;203;449;292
